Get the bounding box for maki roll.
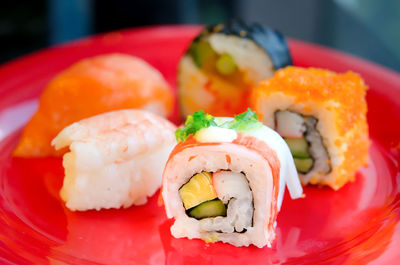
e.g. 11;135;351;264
251;67;369;189
52;110;177;211
178;20;292;118
162;109;303;247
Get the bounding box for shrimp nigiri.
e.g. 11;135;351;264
52;109;176;211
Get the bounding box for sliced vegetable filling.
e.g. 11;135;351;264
179;171;217;210
293;158;314;174
284;137;311;159
179;171;226;220
190;40;238;75
190;40;217;68
179;170;253;232
275;110;331;177
216;54;237;75
189;39;250;94
187;199;227;219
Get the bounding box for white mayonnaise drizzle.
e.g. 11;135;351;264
194;126;237;143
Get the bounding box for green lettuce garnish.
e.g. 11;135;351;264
175;108;262;142
220;108;262;131
175;110;217;142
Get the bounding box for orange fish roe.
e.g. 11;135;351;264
251;66;369;190
14;53;174;157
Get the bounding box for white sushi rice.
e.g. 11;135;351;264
208;33;275;82
52;109;177;211
178;56;215;116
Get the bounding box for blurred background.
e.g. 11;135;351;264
1;0;399;71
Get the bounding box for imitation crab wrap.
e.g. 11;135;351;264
162;110;303;248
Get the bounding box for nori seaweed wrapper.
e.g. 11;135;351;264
196;20;292;70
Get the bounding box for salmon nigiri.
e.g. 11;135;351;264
14;53;174;157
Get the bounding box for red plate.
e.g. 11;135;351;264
0;26;400;265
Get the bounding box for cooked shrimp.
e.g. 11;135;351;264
52;109;176;211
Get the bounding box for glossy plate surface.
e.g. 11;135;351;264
0;26;400;265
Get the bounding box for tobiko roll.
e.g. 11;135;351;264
52;110;176;211
162;109;303;248
178;20;292;118
251;66;369;189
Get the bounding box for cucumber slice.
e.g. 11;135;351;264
187;199;227;220
284;137;311;158
294;158;314;173
190;40;216;67
216;54;237;75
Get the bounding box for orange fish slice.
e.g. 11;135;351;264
14;53;174;157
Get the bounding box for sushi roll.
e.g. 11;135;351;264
251;66;369;189
52;109;177;211
178;20;292;118
162;109;303;248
